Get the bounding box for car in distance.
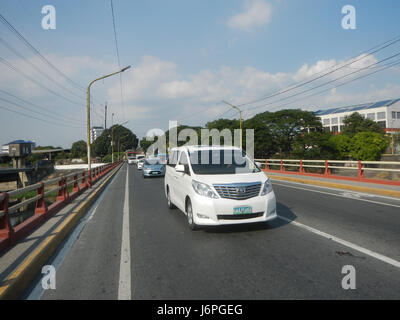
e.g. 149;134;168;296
127;156;136;165
164;146;277;230
142;158;166;178
137;159;145;170
134;154;145;165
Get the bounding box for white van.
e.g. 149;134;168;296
164;145;277;230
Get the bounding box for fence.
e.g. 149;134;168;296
0;161;122;252
254;159;400;186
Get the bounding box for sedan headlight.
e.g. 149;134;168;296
191;180;218;199
260;179;273;195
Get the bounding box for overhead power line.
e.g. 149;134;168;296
245;51;400;113
236;34;400;108
110;0;126;121
0;104;84;128
245;58;400;119
0;37;86;101
0;56;84;107
0;13;86;92
0;88;85;124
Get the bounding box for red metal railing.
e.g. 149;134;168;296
0;161;122;252
255;158;400;186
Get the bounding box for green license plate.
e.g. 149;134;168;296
233;206;252;215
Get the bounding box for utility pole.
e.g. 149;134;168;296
104;102;107;129
222;100;243;150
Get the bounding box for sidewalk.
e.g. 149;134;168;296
0;163;122;300
265;171;400;198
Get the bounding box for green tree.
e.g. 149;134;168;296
341;112;384;137
92;125;138;157
348;132;388;160
292;131;337;159
71;140;87;158
247;109;322;158
330;134;352;159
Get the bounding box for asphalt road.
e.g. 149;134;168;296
26;162;400;299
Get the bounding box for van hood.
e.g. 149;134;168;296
193;172;267;185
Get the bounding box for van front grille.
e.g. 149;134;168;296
213;182;262;200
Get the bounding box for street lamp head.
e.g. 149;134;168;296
121;65;131;72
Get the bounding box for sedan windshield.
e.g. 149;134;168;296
144;159;162;165
189;149;260;175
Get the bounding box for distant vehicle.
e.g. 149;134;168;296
137;159;145;170
134;154;145;165
142;158;165;178
164;145;277;230
128;156;136;165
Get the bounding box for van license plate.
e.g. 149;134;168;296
233;206;252;215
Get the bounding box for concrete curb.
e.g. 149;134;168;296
269;175;400;198
0;163;123;300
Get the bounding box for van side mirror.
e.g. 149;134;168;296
175;164;185;172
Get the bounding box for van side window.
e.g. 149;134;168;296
179;152;190;175
168;151;178;167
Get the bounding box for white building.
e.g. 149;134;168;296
90;126;104;144
315;98;400;134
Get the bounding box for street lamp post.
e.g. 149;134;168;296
222;100;243;150
86;66;131;186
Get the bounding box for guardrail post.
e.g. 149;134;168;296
357;160;365;179
264;160;269;171
0;193;14;243
300;160;304;174
81;171;87;189
88;169;92;188
72;174;79;193
324;160;331;176
35;182;47;215
64;177;70;201
280;159;285;172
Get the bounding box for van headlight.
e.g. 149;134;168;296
261;179;273;195
191;180;218;199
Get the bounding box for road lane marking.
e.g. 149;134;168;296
272;181;400;209
278;216;400;269
118;164;131;300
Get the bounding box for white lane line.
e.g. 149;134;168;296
272;181;400;209
270;178;400;202
278;216;400;269
118;164;131;300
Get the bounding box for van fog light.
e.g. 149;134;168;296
197;213;209;219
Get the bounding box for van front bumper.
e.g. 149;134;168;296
191;191;277;226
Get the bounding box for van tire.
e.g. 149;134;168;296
186;199;198;230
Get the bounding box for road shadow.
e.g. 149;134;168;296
201;202;297;234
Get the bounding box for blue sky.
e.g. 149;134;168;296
1;0;400;147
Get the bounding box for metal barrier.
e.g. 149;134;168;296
255;159;400;186
0;161;122;252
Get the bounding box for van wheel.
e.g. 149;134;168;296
186;199;198;230
167;188;176;209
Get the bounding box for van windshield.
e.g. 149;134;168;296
188;149;260;175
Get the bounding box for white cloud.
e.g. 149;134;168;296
227;0;272;31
